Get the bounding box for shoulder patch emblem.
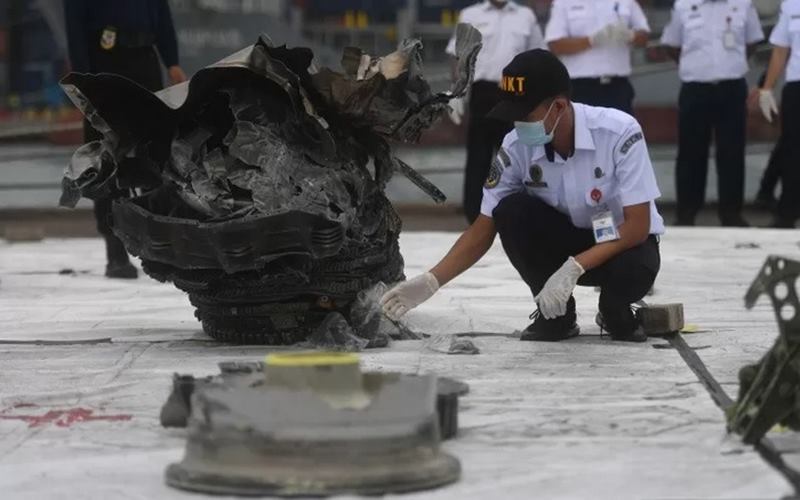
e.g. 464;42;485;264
620;132;643;155
484;157;504;189
497;148;512;168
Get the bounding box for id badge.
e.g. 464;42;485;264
592;209;620;244
100;27;117;51
723;30;736;50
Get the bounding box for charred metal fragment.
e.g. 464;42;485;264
61;26;481;346
729;256;800;444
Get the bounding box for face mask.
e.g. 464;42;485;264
514;101;563;146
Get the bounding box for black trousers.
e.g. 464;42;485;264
676;79;748;221
759;137;783;198
84;45;163;262
777;82;800;222
493;193;660;312
464;81;513;223
570;77;634;115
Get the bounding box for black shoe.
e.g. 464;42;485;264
105;261;138;279
755;190;777;212
720;214;750;228
771;217;797;229
595;305;647;343
521;308;580;342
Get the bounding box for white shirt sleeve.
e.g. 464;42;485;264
770;6;791;47
528;10;546;50
613;123;661;207
544;0;570;43
660;5;683;47
480;138;525;218
745;3;765;44
630;0;651;32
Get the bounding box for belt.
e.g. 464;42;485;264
685;78;744;86
573;76;629;85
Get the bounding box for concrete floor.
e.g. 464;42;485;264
0;228;799;499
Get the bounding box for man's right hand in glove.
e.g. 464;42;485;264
589;24;616;47
448;97;465;126
758;89;779;123
380;272;440;321
590;23;633;47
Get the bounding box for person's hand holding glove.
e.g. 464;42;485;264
589;24;616;47
610;22;635;45
448;97;465;126
380;272;440;321
758;89;779;123
534;257;585;319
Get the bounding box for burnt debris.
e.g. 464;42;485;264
60;26;481;345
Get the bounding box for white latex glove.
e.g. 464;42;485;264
448;97;465;126
380;272;440;321
759;89;779;123
534;257;585;320
610;22;635;45
379;50;409;80
589;24;616;47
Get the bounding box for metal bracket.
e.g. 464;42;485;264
729;256;800;444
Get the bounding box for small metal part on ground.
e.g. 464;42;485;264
165;353;461;496
159;359;469;440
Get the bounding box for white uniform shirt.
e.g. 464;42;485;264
480;103;665;235
544;0;651;78
769;0;800;82
661;0;764;82
445;1;545;83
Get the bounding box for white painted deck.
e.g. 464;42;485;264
0;228;798;499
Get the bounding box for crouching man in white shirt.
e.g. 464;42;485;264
382;50;665;343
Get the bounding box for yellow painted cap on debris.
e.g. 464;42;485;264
265;352;359;368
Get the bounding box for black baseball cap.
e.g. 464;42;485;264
487;49;571;122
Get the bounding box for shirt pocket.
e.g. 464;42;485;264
615;5;633;28
566;7;593;36
680;11;705;50
584;181;624;225
508;25;531;52
474;21;497;44
725;12;748;48
788;14;800;35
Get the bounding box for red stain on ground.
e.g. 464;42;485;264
0;407;132;428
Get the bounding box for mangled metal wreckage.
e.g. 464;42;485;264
60;26;481;346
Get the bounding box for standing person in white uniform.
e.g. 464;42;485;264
446;0;545;223
545;0;651;115
661;0;764;227
751;0;800;228
381;50;665;343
